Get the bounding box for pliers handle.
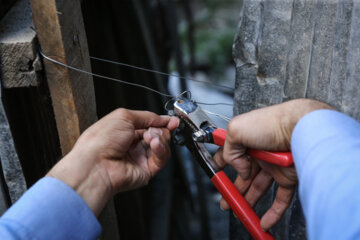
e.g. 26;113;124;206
210;128;293;240
212;128;293;167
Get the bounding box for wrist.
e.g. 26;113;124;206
47;151;112;216
281;99;333;148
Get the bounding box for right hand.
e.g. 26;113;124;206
214;99;332;231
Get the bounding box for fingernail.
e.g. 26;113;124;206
149;127;162;137
220;205;225;211
172;117;180;127
143;131;150;140
154;137;165;153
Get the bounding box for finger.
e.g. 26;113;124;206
165;116;180;131
113;109;173;130
135;129;146;141
223;132;251;179
244;170;273;207
223;147;252;180
260;187;294;231
147;135;171;176
220;163;260;211
220;197;230;211
213;148;226;168
219;175;252;211
143;128;171;145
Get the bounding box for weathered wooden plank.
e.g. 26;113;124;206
0;0;41;88
30;0;97;155
232;0;262;115
0;172;9;215
284;0;317;99
0;82;27;204
255;0;293;106
30;1;119;239
342;0;360;119
306;1;338;101
232;0;360;239
328;0;353;110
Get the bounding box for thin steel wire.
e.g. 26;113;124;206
39;50;234;107
90;55;234;91
196;101;233;106
40;50;173;98
203;110;231;122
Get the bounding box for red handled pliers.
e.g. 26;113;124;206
170;98;293;240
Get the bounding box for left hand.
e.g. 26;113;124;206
47;109;179;216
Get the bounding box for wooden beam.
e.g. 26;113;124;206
30;2;120;239
0;83;27;204
0;0;41;88
30;0;97;155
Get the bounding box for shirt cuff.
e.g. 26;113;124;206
1;177;101;240
291;109;360;239
291;109;360;180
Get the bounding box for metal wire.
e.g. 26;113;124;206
196;101;233;106
90;55;234;91
40;50;173;98
39;50;234;107
203;110;231;122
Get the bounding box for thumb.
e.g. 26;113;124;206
222;108;282;180
223;136;252;180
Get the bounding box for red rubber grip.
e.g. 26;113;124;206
213;128;227;146
212;128;293;167
247;150;293;167
211;171;274;240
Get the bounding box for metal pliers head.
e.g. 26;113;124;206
169;97;222;177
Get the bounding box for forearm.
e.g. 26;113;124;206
291;110;360;239
0;177;101;240
46;150;112;216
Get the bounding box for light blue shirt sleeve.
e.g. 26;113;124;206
0;177;101;239
291;109;360;240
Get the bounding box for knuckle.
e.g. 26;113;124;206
114;108;130;119
252;180;264;193
227;115;247;142
162;128;171;140
227;118;238;140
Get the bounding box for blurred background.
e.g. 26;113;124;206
81;0;242;239
0;0;243;239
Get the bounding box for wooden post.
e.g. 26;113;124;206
30;1;120;239
30;0;96;155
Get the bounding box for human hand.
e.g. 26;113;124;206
214;99;332;231
47;109;179;216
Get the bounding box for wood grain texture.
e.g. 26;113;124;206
30;1;119;239
232;0;360;239
30;0;96;155
0;0;41;88
0;86;27;204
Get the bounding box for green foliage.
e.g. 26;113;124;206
178;0;241;78
195;26;234;75
202;0;238;11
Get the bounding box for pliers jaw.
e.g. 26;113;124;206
170;97;221;177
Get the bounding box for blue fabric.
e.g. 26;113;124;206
292;109;360;240
0;177;101;240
